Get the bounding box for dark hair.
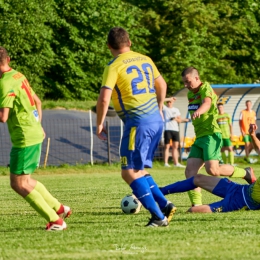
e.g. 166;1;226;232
245;100;251;104
181;66;199;77
107;27;130;50
256;133;260;140
217;103;224;107
0;47;9;65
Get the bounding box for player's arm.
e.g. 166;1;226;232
0;107;9;123
249;124;260;155
239;112;245;135
229;121;234;139
192;97;211;120
96;87;112;140
175;116;190;123
154;75;167;118
33;94;42;122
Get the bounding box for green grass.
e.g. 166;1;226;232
0;163;260;260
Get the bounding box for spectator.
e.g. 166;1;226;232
163;97;190;168
239;100;258;164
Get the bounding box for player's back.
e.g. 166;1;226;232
102;51;162;125
0;69;43;147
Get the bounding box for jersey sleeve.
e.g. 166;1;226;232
101;65;118;90
0;82;15;108
200;82;215;100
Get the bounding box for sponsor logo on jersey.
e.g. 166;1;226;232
188;104;200;111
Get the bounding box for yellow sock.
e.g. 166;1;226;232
228;151;234;165
188;190;202;206
221;152;227;163
35;181;61;211
24;189;59;222
231;167;245;178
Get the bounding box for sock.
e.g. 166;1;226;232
228;151;234;165
34;181;61;212
24;189;59;222
160;177;197;195
145;174;168;209
221;152;227;163
231;166;246;178
188;190;202;206
130;177;165;220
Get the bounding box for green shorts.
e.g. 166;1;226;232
10;143;42;174
243;135;251;143
188;132;222;162
222;138;232;147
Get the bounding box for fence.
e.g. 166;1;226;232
0;110;165;167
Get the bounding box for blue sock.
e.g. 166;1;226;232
145;174;168;209
130;177;165;220
160;177;197;195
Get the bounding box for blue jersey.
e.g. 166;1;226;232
101;51;162;125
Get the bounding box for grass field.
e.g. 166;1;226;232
0;163;260;260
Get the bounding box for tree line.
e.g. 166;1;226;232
1;0;259;100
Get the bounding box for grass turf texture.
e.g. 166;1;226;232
0;163;259;260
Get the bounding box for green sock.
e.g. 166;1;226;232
35;181;61;211
231;167;245;178
24;189;59;222
221;152;227;163
228;151;234;165
188;190;202;206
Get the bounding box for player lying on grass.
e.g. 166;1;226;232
160;123;260;213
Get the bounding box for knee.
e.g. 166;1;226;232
193;174;203;186
206;167;220;176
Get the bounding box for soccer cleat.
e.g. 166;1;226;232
244;167;257;184
46;218;67;231
164;163;171;167
174;163;186;168
146;215;168;227
249;158;258;164
162;201;177;223
57;205;72;220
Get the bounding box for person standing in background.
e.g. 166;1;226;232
239;100;258;164
163;97;190;168
216;103;235;166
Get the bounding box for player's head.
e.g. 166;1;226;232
245;100;252;110
107;27;131;50
166;97;176;107
181;67;201;91
217;103;224;114
0;47;10;66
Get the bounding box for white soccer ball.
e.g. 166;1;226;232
121;194;142;214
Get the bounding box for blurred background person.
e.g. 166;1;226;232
239;100;258;164
216;103;235;166
163;97;190;168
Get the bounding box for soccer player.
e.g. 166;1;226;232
163;96;189;168
0;47;71;231
216;103;235;165
239;100;258;164
181;67;255;206
160;123;260;213
96;27;176;227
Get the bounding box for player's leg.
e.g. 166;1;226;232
163;131;171;166
221;146;227;164
9;144;66;231
185;141;204;206
120;123;168;227
227;145;235;165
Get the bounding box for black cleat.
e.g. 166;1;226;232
146;215;168;227
244;167;257;184
162;201;177;223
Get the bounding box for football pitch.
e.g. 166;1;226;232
0;163;259;260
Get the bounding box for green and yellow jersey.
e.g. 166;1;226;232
101;51;161;124
187;82;221;138
216;113;231;139
0;69;43;147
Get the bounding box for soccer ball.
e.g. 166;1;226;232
121;194;142;214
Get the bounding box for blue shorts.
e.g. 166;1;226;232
120;121;163;170
209;178;247;212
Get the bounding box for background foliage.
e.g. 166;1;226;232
0;0;260;99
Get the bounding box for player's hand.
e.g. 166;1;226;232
96;124;107;140
249;124;258;135
42;127;46;139
192;111;201;120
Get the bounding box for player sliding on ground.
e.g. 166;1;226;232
160;124;260;213
0;47;71;231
